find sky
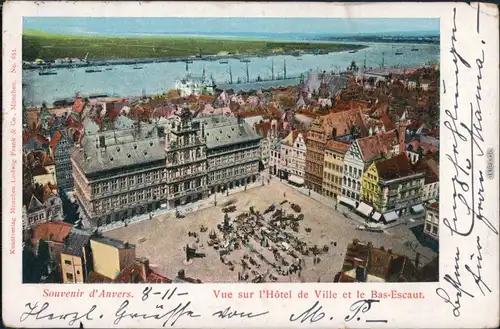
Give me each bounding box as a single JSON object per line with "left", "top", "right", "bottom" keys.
{"left": 23, "top": 17, "right": 439, "bottom": 37}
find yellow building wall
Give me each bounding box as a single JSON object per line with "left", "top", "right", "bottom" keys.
{"left": 90, "top": 240, "right": 121, "bottom": 280}
{"left": 60, "top": 253, "right": 84, "bottom": 283}
{"left": 322, "top": 149, "right": 346, "bottom": 201}
{"left": 362, "top": 163, "right": 380, "bottom": 207}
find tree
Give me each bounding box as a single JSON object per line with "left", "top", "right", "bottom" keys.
{"left": 23, "top": 243, "right": 41, "bottom": 283}
{"left": 37, "top": 239, "right": 50, "bottom": 267}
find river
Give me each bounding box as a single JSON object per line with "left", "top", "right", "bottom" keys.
{"left": 22, "top": 42, "right": 439, "bottom": 106}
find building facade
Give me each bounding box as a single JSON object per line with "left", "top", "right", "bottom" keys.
{"left": 362, "top": 153, "right": 425, "bottom": 216}
{"left": 304, "top": 119, "right": 326, "bottom": 193}
{"left": 424, "top": 202, "right": 439, "bottom": 240}
{"left": 340, "top": 132, "right": 398, "bottom": 207}
{"left": 165, "top": 108, "right": 209, "bottom": 208}
{"left": 322, "top": 140, "right": 350, "bottom": 200}
{"left": 71, "top": 123, "right": 169, "bottom": 226}
{"left": 60, "top": 229, "right": 92, "bottom": 283}
{"left": 305, "top": 107, "right": 368, "bottom": 194}
{"left": 269, "top": 137, "right": 282, "bottom": 176}
{"left": 72, "top": 110, "right": 261, "bottom": 226}
{"left": 201, "top": 115, "right": 262, "bottom": 196}
{"left": 280, "top": 130, "right": 307, "bottom": 178}
{"left": 90, "top": 237, "right": 136, "bottom": 280}
{"left": 54, "top": 134, "right": 74, "bottom": 191}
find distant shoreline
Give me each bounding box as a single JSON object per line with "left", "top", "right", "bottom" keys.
{"left": 22, "top": 30, "right": 367, "bottom": 62}
{"left": 314, "top": 35, "right": 440, "bottom": 45}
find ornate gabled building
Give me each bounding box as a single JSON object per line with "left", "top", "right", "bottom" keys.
{"left": 323, "top": 140, "right": 351, "bottom": 200}
{"left": 361, "top": 153, "right": 424, "bottom": 222}
{"left": 340, "top": 131, "right": 399, "bottom": 207}
{"left": 305, "top": 107, "right": 368, "bottom": 194}
{"left": 71, "top": 107, "right": 261, "bottom": 226}
{"left": 54, "top": 131, "right": 75, "bottom": 191}
{"left": 164, "top": 106, "right": 208, "bottom": 208}
{"left": 280, "top": 130, "right": 307, "bottom": 179}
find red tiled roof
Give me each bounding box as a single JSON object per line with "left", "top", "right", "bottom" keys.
{"left": 32, "top": 222, "right": 73, "bottom": 244}
{"left": 326, "top": 140, "right": 350, "bottom": 153}
{"left": 428, "top": 201, "right": 439, "bottom": 209}
{"left": 198, "top": 95, "right": 215, "bottom": 103}
{"left": 357, "top": 131, "right": 398, "bottom": 162}
{"left": 322, "top": 108, "right": 368, "bottom": 138}
{"left": 113, "top": 262, "right": 144, "bottom": 283}
{"left": 254, "top": 121, "right": 272, "bottom": 138}
{"left": 380, "top": 114, "right": 395, "bottom": 131}
{"left": 35, "top": 134, "right": 49, "bottom": 144}
{"left": 375, "top": 153, "right": 413, "bottom": 180}
{"left": 147, "top": 272, "right": 173, "bottom": 283}
{"left": 49, "top": 130, "right": 62, "bottom": 153}
{"left": 87, "top": 271, "right": 113, "bottom": 283}
{"left": 43, "top": 152, "right": 55, "bottom": 167}
{"left": 112, "top": 260, "right": 173, "bottom": 283}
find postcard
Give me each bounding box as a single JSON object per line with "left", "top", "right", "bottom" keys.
{"left": 2, "top": 1, "right": 499, "bottom": 328}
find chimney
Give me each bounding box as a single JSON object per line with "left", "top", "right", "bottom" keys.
{"left": 380, "top": 246, "right": 385, "bottom": 251}
{"left": 388, "top": 249, "right": 392, "bottom": 254}
{"left": 398, "top": 125, "right": 406, "bottom": 155}
{"left": 140, "top": 258, "right": 150, "bottom": 281}
{"left": 177, "top": 269, "right": 185, "bottom": 280}
{"left": 367, "top": 241, "right": 373, "bottom": 248}
{"left": 415, "top": 252, "right": 421, "bottom": 268}
{"left": 352, "top": 238, "right": 359, "bottom": 245}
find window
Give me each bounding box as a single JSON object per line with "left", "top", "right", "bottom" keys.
{"left": 66, "top": 273, "right": 74, "bottom": 280}
{"left": 64, "top": 260, "right": 72, "bottom": 265}
{"left": 426, "top": 223, "right": 431, "bottom": 232}
{"left": 77, "top": 270, "right": 80, "bottom": 275}
{"left": 432, "top": 226, "right": 438, "bottom": 235}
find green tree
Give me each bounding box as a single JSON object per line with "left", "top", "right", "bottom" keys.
{"left": 23, "top": 242, "right": 41, "bottom": 283}
{"left": 37, "top": 239, "right": 50, "bottom": 275}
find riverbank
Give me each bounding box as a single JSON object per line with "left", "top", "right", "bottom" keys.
{"left": 22, "top": 30, "right": 366, "bottom": 62}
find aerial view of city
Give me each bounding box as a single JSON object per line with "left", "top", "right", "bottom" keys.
{"left": 22, "top": 17, "right": 440, "bottom": 284}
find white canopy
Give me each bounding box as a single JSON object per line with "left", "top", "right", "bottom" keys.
{"left": 371, "top": 212, "right": 382, "bottom": 222}
{"left": 412, "top": 204, "right": 425, "bottom": 213}
{"left": 339, "top": 196, "right": 356, "bottom": 208}
{"left": 356, "top": 202, "right": 373, "bottom": 217}
{"left": 383, "top": 211, "right": 399, "bottom": 223}
{"left": 288, "top": 175, "right": 304, "bottom": 186}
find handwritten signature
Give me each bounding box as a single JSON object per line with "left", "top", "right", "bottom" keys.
{"left": 289, "top": 299, "right": 386, "bottom": 324}
{"left": 20, "top": 302, "right": 97, "bottom": 326}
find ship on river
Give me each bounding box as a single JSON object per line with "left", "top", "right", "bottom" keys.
{"left": 216, "top": 58, "right": 303, "bottom": 92}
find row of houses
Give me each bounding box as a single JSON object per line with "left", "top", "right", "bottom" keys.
{"left": 269, "top": 106, "right": 439, "bottom": 230}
